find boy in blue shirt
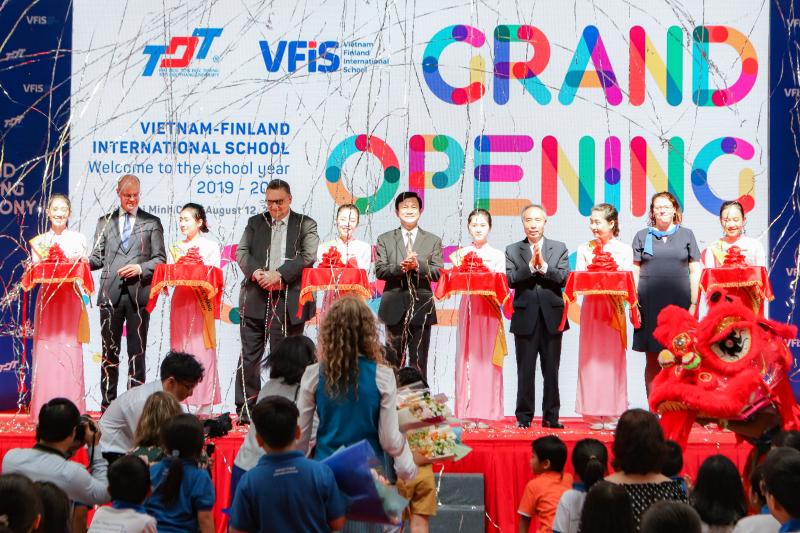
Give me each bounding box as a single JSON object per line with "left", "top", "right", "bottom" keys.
{"left": 229, "top": 395, "right": 346, "bottom": 533}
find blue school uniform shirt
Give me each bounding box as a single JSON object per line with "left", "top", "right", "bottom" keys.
{"left": 229, "top": 451, "right": 346, "bottom": 533}
{"left": 145, "top": 459, "right": 215, "bottom": 533}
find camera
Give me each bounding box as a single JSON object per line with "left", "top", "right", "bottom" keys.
{"left": 203, "top": 412, "right": 233, "bottom": 439}
{"left": 74, "top": 414, "right": 97, "bottom": 443}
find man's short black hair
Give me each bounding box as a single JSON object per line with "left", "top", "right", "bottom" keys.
{"left": 252, "top": 396, "right": 299, "bottom": 449}
{"left": 266, "top": 336, "right": 316, "bottom": 386}
{"left": 267, "top": 179, "right": 291, "bottom": 195}
{"left": 763, "top": 447, "right": 800, "bottom": 518}
{"left": 108, "top": 455, "right": 150, "bottom": 504}
{"left": 394, "top": 191, "right": 422, "bottom": 211}
{"left": 397, "top": 366, "right": 428, "bottom": 388}
{"left": 159, "top": 352, "right": 204, "bottom": 384}
{"left": 532, "top": 435, "right": 568, "bottom": 472}
{"left": 37, "top": 398, "right": 80, "bottom": 442}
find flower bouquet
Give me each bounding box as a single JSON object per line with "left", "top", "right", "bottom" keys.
{"left": 396, "top": 387, "right": 451, "bottom": 431}
{"left": 406, "top": 424, "right": 471, "bottom": 462}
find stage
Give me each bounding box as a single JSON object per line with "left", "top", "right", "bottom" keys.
{"left": 0, "top": 414, "right": 753, "bottom": 532}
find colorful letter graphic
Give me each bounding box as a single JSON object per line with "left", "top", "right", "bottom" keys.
{"left": 325, "top": 135, "right": 400, "bottom": 214}
{"left": 691, "top": 137, "right": 755, "bottom": 213}
{"left": 541, "top": 136, "right": 596, "bottom": 216}
{"left": 494, "top": 25, "right": 552, "bottom": 105}
{"left": 629, "top": 26, "right": 683, "bottom": 106}
{"left": 423, "top": 25, "right": 486, "bottom": 105}
{"left": 604, "top": 137, "right": 622, "bottom": 209}
{"left": 559, "top": 26, "right": 623, "bottom": 106}
{"left": 630, "top": 136, "right": 685, "bottom": 217}
{"left": 473, "top": 135, "right": 534, "bottom": 215}
{"left": 693, "top": 26, "right": 758, "bottom": 106}
{"left": 408, "top": 135, "right": 464, "bottom": 205}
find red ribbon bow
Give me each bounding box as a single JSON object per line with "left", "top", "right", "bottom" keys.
{"left": 722, "top": 245, "right": 747, "bottom": 267}
{"left": 176, "top": 246, "right": 204, "bottom": 265}
{"left": 319, "top": 246, "right": 346, "bottom": 268}
{"left": 586, "top": 243, "right": 619, "bottom": 272}
{"left": 454, "top": 251, "right": 490, "bottom": 273}
{"left": 43, "top": 243, "right": 68, "bottom": 263}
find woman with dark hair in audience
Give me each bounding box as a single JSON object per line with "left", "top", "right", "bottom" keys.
{"left": 553, "top": 438, "right": 609, "bottom": 533}
{"left": 0, "top": 473, "right": 42, "bottom": 533}
{"left": 640, "top": 501, "right": 702, "bottom": 533}
{"left": 33, "top": 481, "right": 70, "bottom": 533}
{"left": 577, "top": 481, "right": 635, "bottom": 533}
{"left": 606, "top": 409, "right": 687, "bottom": 530}
{"left": 130, "top": 391, "right": 183, "bottom": 465}
{"left": 233, "top": 336, "right": 317, "bottom": 492}
{"left": 691, "top": 455, "right": 747, "bottom": 532}
{"left": 145, "top": 414, "right": 214, "bottom": 533}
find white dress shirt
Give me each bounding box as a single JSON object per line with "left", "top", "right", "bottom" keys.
{"left": 99, "top": 380, "right": 163, "bottom": 454}
{"left": 89, "top": 507, "right": 157, "bottom": 533}
{"left": 118, "top": 207, "right": 138, "bottom": 235}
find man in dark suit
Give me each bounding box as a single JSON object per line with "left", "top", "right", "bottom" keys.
{"left": 375, "top": 191, "right": 443, "bottom": 381}
{"left": 235, "top": 179, "right": 319, "bottom": 420}
{"left": 89, "top": 174, "right": 166, "bottom": 409}
{"left": 506, "top": 204, "right": 570, "bottom": 429}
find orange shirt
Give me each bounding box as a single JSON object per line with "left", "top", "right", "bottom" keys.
{"left": 518, "top": 471, "right": 573, "bottom": 533}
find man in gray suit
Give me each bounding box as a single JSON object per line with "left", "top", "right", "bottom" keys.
{"left": 376, "top": 191, "right": 443, "bottom": 381}
{"left": 89, "top": 174, "right": 166, "bottom": 409}
{"left": 506, "top": 204, "right": 570, "bottom": 429}
{"left": 235, "top": 179, "right": 319, "bottom": 421}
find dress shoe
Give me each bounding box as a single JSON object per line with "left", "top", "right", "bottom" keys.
{"left": 542, "top": 420, "right": 565, "bottom": 429}
{"left": 517, "top": 420, "right": 531, "bottom": 429}
{"left": 589, "top": 422, "right": 605, "bottom": 431}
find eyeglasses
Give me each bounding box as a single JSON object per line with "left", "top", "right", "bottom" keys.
{"left": 653, "top": 205, "right": 675, "bottom": 212}
{"left": 266, "top": 199, "right": 287, "bottom": 206}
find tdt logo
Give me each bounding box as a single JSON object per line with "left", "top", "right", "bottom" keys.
{"left": 259, "top": 40, "right": 340, "bottom": 73}
{"left": 142, "top": 28, "right": 223, "bottom": 76}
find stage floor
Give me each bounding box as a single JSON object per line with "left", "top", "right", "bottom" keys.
{"left": 0, "top": 415, "right": 753, "bottom": 533}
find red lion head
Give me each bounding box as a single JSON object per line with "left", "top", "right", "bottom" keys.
{"left": 648, "top": 290, "right": 799, "bottom": 447}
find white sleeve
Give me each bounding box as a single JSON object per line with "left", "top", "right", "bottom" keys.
{"left": 754, "top": 240, "right": 767, "bottom": 267}
{"left": 375, "top": 365, "right": 418, "bottom": 481}
{"left": 552, "top": 491, "right": 572, "bottom": 533}
{"left": 64, "top": 457, "right": 110, "bottom": 505}
{"left": 357, "top": 241, "right": 372, "bottom": 271}
{"left": 207, "top": 240, "right": 222, "bottom": 268}
{"left": 575, "top": 245, "right": 588, "bottom": 272}
{"left": 296, "top": 365, "right": 320, "bottom": 454}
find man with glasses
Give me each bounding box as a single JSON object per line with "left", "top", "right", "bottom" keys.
{"left": 89, "top": 174, "right": 166, "bottom": 410}
{"left": 235, "top": 179, "right": 319, "bottom": 423}
{"left": 99, "top": 351, "right": 204, "bottom": 464}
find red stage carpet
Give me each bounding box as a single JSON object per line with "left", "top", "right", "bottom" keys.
{"left": 0, "top": 415, "right": 753, "bottom": 533}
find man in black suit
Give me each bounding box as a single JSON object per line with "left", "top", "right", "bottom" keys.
{"left": 235, "top": 179, "right": 319, "bottom": 420}
{"left": 89, "top": 174, "right": 166, "bottom": 409}
{"left": 375, "top": 191, "right": 443, "bottom": 381}
{"left": 505, "top": 204, "right": 570, "bottom": 429}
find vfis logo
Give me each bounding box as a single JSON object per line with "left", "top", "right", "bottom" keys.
{"left": 142, "top": 28, "right": 222, "bottom": 76}
{"left": 259, "top": 40, "right": 339, "bottom": 72}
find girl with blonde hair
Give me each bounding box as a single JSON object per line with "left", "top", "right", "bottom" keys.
{"left": 130, "top": 391, "right": 182, "bottom": 465}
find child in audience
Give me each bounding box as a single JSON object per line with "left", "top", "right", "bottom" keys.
{"left": 577, "top": 481, "right": 635, "bottom": 533}
{"left": 762, "top": 447, "right": 800, "bottom": 532}
{"left": 732, "top": 464, "right": 780, "bottom": 533}
{"left": 518, "top": 435, "right": 572, "bottom": 533}
{"left": 229, "top": 396, "right": 346, "bottom": 533}
{"left": 0, "top": 474, "right": 42, "bottom": 533}
{"left": 145, "top": 414, "right": 214, "bottom": 533}
{"left": 32, "top": 482, "right": 70, "bottom": 533}
{"left": 90, "top": 455, "right": 157, "bottom": 533}
{"left": 640, "top": 501, "right": 702, "bottom": 533}
{"left": 661, "top": 440, "right": 688, "bottom": 496}
{"left": 690, "top": 454, "right": 746, "bottom": 532}
{"left": 396, "top": 367, "right": 438, "bottom": 533}
{"left": 553, "top": 438, "right": 608, "bottom": 533}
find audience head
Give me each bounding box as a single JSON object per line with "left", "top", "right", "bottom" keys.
{"left": 159, "top": 352, "right": 205, "bottom": 401}
{"left": 318, "top": 296, "right": 385, "bottom": 397}
{"left": 108, "top": 455, "right": 151, "bottom": 505}
{"left": 763, "top": 447, "right": 800, "bottom": 523}
{"left": 32, "top": 482, "right": 69, "bottom": 533}
{"left": 265, "top": 179, "right": 292, "bottom": 221}
{"left": 158, "top": 414, "right": 205, "bottom": 505}
{"left": 572, "top": 438, "right": 608, "bottom": 491}
{"left": 397, "top": 366, "right": 428, "bottom": 389}
{"left": 336, "top": 204, "right": 360, "bottom": 241}
{"left": 36, "top": 398, "right": 80, "bottom": 444}
{"left": 266, "top": 336, "right": 317, "bottom": 386}
{"left": 116, "top": 174, "right": 140, "bottom": 214}
{"left": 530, "top": 435, "right": 567, "bottom": 474}
{"left": 578, "top": 481, "right": 635, "bottom": 533}
{"left": 134, "top": 391, "right": 182, "bottom": 448}
{"left": 774, "top": 430, "right": 800, "bottom": 451}
{"left": 613, "top": 409, "right": 667, "bottom": 475}
{"left": 179, "top": 203, "right": 210, "bottom": 237}
{"left": 661, "top": 440, "right": 684, "bottom": 478}
{"left": 640, "top": 501, "right": 702, "bottom": 533}
{"left": 748, "top": 463, "right": 768, "bottom": 511}
{"left": 690, "top": 454, "right": 746, "bottom": 526}
{"left": 0, "top": 474, "right": 42, "bottom": 533}
{"left": 648, "top": 191, "right": 683, "bottom": 227}
{"left": 252, "top": 396, "right": 300, "bottom": 451}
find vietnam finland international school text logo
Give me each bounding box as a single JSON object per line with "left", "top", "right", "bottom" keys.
{"left": 259, "top": 40, "right": 340, "bottom": 72}
{"left": 142, "top": 28, "right": 223, "bottom": 77}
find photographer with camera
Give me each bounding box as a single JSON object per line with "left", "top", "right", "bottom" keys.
{"left": 2, "top": 398, "right": 110, "bottom": 506}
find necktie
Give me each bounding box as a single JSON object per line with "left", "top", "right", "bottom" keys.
{"left": 121, "top": 212, "right": 132, "bottom": 249}
{"left": 268, "top": 221, "right": 284, "bottom": 271}
{"left": 406, "top": 231, "right": 414, "bottom": 254}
